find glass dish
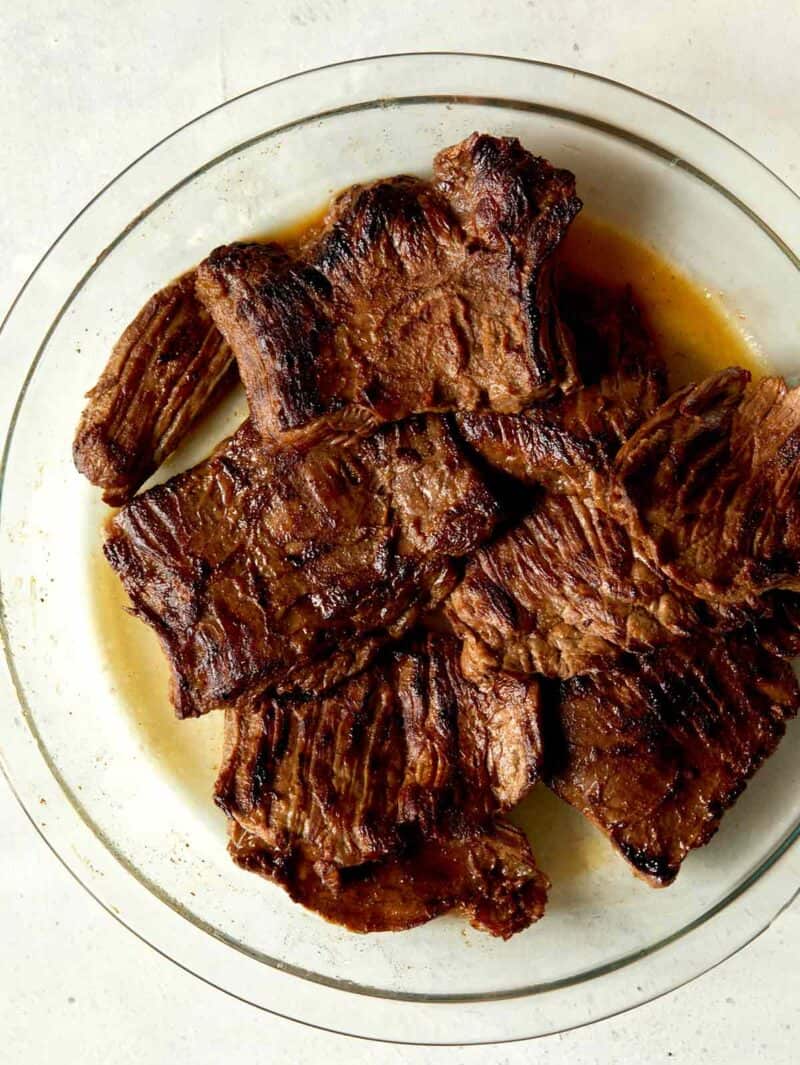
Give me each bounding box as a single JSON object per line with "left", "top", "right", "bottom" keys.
{"left": 1, "top": 54, "right": 799, "bottom": 1045}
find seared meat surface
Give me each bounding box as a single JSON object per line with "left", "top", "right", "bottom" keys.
{"left": 215, "top": 635, "right": 543, "bottom": 866}
{"left": 614, "top": 368, "right": 800, "bottom": 602}
{"left": 217, "top": 635, "right": 547, "bottom": 936}
{"left": 758, "top": 592, "right": 800, "bottom": 657}
{"left": 547, "top": 626, "right": 800, "bottom": 884}
{"left": 230, "top": 819, "right": 547, "bottom": 938}
{"left": 448, "top": 491, "right": 713, "bottom": 680}
{"left": 196, "top": 134, "right": 581, "bottom": 448}
{"left": 450, "top": 366, "right": 800, "bottom": 683}
{"left": 456, "top": 282, "right": 666, "bottom": 495}
{"left": 74, "top": 273, "right": 234, "bottom": 505}
{"left": 104, "top": 416, "right": 498, "bottom": 718}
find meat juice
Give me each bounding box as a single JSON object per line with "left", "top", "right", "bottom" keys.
{"left": 557, "top": 214, "right": 769, "bottom": 388}
{"left": 89, "top": 549, "right": 223, "bottom": 810}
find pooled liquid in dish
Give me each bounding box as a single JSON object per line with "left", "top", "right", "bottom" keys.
{"left": 557, "top": 215, "right": 768, "bottom": 388}
{"left": 89, "top": 212, "right": 770, "bottom": 860}
{"left": 244, "top": 204, "right": 327, "bottom": 250}
{"left": 89, "top": 549, "right": 223, "bottom": 810}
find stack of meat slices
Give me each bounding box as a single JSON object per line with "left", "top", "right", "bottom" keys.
{"left": 74, "top": 133, "right": 800, "bottom": 938}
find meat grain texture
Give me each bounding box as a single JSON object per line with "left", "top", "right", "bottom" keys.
{"left": 74, "top": 272, "right": 235, "bottom": 504}
{"left": 104, "top": 415, "right": 498, "bottom": 718}
{"left": 216, "top": 636, "right": 547, "bottom": 935}
{"left": 456, "top": 280, "right": 666, "bottom": 495}
{"left": 196, "top": 133, "right": 582, "bottom": 447}
{"left": 614, "top": 368, "right": 800, "bottom": 601}
{"left": 547, "top": 626, "right": 799, "bottom": 884}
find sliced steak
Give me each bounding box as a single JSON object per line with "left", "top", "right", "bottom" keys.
{"left": 196, "top": 133, "right": 581, "bottom": 448}
{"left": 449, "top": 367, "right": 800, "bottom": 682}
{"left": 219, "top": 635, "right": 546, "bottom": 937}
{"left": 456, "top": 282, "right": 666, "bottom": 495}
{"left": 104, "top": 416, "right": 498, "bottom": 717}
{"left": 215, "top": 635, "right": 543, "bottom": 867}
{"left": 74, "top": 272, "right": 235, "bottom": 505}
{"left": 448, "top": 491, "right": 713, "bottom": 680}
{"left": 614, "top": 368, "right": 800, "bottom": 602}
{"left": 546, "top": 627, "right": 800, "bottom": 885}
{"left": 229, "top": 818, "right": 548, "bottom": 938}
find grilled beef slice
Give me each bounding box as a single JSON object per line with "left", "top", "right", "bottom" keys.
{"left": 448, "top": 491, "right": 712, "bottom": 680}
{"left": 546, "top": 627, "right": 800, "bottom": 885}
{"left": 614, "top": 368, "right": 800, "bottom": 602}
{"left": 229, "top": 819, "right": 547, "bottom": 938}
{"left": 215, "top": 635, "right": 543, "bottom": 865}
{"left": 456, "top": 282, "right": 667, "bottom": 495}
{"left": 104, "top": 416, "right": 498, "bottom": 718}
{"left": 217, "top": 635, "right": 547, "bottom": 936}
{"left": 450, "top": 367, "right": 800, "bottom": 682}
{"left": 196, "top": 133, "right": 582, "bottom": 448}
{"left": 74, "top": 272, "right": 235, "bottom": 505}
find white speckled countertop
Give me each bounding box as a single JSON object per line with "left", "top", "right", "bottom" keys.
{"left": 2, "top": 3, "right": 799, "bottom": 1060}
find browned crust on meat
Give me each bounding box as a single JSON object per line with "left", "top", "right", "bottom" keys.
{"left": 216, "top": 634, "right": 549, "bottom": 937}
{"left": 455, "top": 281, "right": 667, "bottom": 495}
{"left": 546, "top": 628, "right": 800, "bottom": 885}
{"left": 228, "top": 819, "right": 548, "bottom": 938}
{"left": 448, "top": 491, "right": 709, "bottom": 681}
{"left": 214, "top": 636, "right": 543, "bottom": 867}
{"left": 73, "top": 272, "right": 234, "bottom": 504}
{"left": 215, "top": 636, "right": 546, "bottom": 936}
{"left": 613, "top": 368, "right": 800, "bottom": 602}
{"left": 104, "top": 416, "right": 498, "bottom": 717}
{"left": 196, "top": 134, "right": 582, "bottom": 448}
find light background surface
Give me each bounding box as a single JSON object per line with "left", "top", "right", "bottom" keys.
{"left": 1, "top": 2, "right": 799, "bottom": 1061}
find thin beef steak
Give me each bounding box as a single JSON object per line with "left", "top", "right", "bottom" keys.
{"left": 614, "top": 368, "right": 800, "bottom": 602}
{"left": 217, "top": 635, "right": 547, "bottom": 936}
{"left": 104, "top": 416, "right": 498, "bottom": 717}
{"left": 196, "top": 133, "right": 581, "bottom": 447}
{"left": 74, "top": 272, "right": 234, "bottom": 504}
{"left": 546, "top": 627, "right": 800, "bottom": 885}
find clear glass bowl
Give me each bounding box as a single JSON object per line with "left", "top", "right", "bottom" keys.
{"left": 1, "top": 54, "right": 799, "bottom": 1045}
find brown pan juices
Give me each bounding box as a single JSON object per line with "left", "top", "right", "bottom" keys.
{"left": 556, "top": 214, "right": 767, "bottom": 388}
